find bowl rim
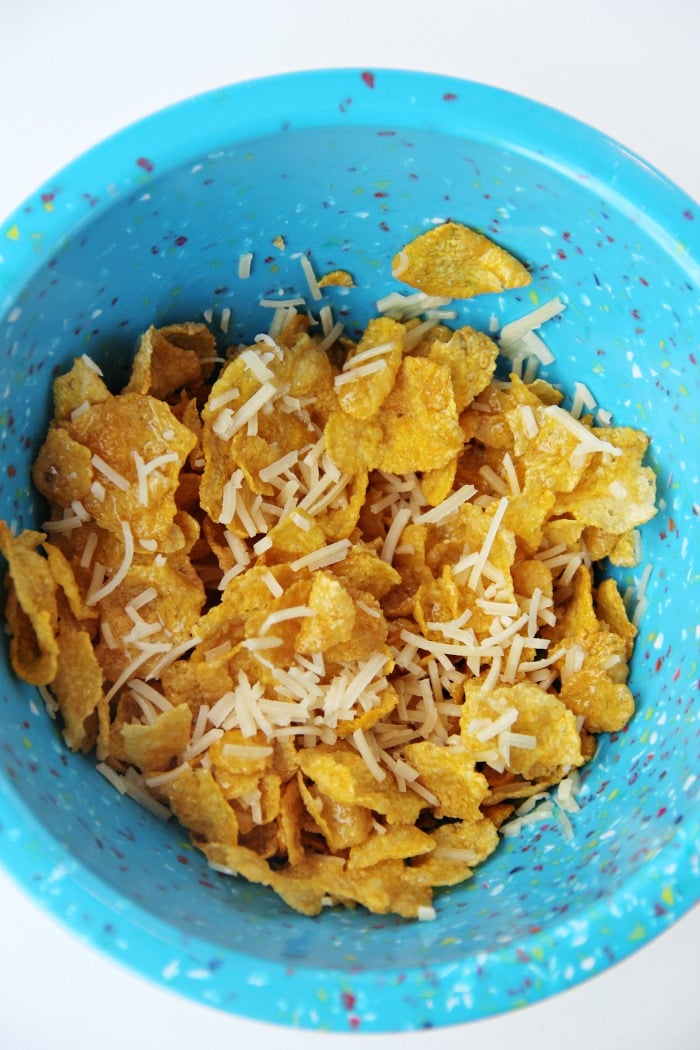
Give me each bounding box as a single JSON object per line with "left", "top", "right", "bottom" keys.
{"left": 0, "top": 67, "right": 699, "bottom": 1033}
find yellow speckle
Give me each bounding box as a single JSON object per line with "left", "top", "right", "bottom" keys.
{"left": 608, "top": 788, "right": 619, "bottom": 801}
{"left": 43, "top": 200, "right": 54, "bottom": 213}
{"left": 440, "top": 936, "right": 459, "bottom": 946}
{"left": 6, "top": 224, "right": 20, "bottom": 241}
{"left": 316, "top": 987, "right": 329, "bottom": 1003}
{"left": 645, "top": 707, "right": 654, "bottom": 721}
{"left": 661, "top": 885, "right": 675, "bottom": 906}
{"left": 528, "top": 289, "right": 541, "bottom": 306}
{"left": 22, "top": 736, "right": 32, "bottom": 750}
{"left": 628, "top": 923, "right": 647, "bottom": 942}
{"left": 531, "top": 945, "right": 545, "bottom": 962}
{"left": 679, "top": 385, "right": 688, "bottom": 396}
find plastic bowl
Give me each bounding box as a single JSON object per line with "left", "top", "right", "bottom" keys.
{"left": 0, "top": 69, "right": 698, "bottom": 1033}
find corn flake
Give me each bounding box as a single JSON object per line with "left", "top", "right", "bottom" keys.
{"left": 394, "top": 221, "right": 531, "bottom": 298}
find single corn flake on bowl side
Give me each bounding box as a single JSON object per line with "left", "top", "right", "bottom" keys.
{"left": 0, "top": 69, "right": 698, "bottom": 1032}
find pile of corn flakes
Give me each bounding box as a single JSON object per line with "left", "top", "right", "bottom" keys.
{"left": 0, "top": 223, "right": 657, "bottom": 918}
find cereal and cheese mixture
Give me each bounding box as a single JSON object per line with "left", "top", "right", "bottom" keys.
{"left": 0, "top": 224, "right": 657, "bottom": 917}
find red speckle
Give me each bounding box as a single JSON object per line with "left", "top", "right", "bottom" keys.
{"left": 342, "top": 991, "right": 356, "bottom": 1010}
{"left": 657, "top": 807, "right": 667, "bottom": 818}
{"left": 673, "top": 668, "right": 681, "bottom": 681}
{"left": 654, "top": 902, "right": 666, "bottom": 917}
{"left": 639, "top": 276, "right": 649, "bottom": 286}
{"left": 175, "top": 235, "right": 188, "bottom": 246}
{"left": 631, "top": 308, "right": 641, "bottom": 320}
{"left": 516, "top": 948, "right": 530, "bottom": 963}
{"left": 443, "top": 92, "right": 458, "bottom": 101}
{"left": 7, "top": 465, "right": 16, "bottom": 477}
{"left": 373, "top": 191, "right": 388, "bottom": 198}
{"left": 361, "top": 71, "right": 375, "bottom": 89}
{"left": 556, "top": 248, "right": 567, "bottom": 260}
{"left": 177, "top": 853, "right": 189, "bottom": 865}
{"left": 683, "top": 209, "right": 694, "bottom": 220}
{"left": 562, "top": 231, "right": 572, "bottom": 241}
{"left": 41, "top": 192, "right": 55, "bottom": 203}
{"left": 349, "top": 1016, "right": 361, "bottom": 1030}
{"left": 379, "top": 221, "right": 390, "bottom": 232}
{"left": 529, "top": 925, "right": 542, "bottom": 935}
{"left": 655, "top": 657, "right": 664, "bottom": 673}
{"left": 137, "top": 157, "right": 154, "bottom": 172}
{"left": 669, "top": 517, "right": 676, "bottom": 532}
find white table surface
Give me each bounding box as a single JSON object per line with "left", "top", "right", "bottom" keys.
{"left": 1, "top": 2, "right": 698, "bottom": 1047}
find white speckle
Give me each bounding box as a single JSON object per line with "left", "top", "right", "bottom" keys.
{"left": 539, "top": 225, "right": 556, "bottom": 236}
{"left": 191, "top": 164, "right": 203, "bottom": 173}
{"left": 162, "top": 959, "right": 180, "bottom": 980}
{"left": 91, "top": 309, "right": 103, "bottom": 320}
{"left": 353, "top": 211, "right": 369, "bottom": 219}
{"left": 580, "top": 956, "right": 596, "bottom": 971}
{"left": 653, "top": 632, "right": 665, "bottom": 650}
{"left": 7, "top": 306, "right": 21, "bottom": 323}
{"left": 683, "top": 773, "right": 697, "bottom": 793}
{"left": 631, "top": 362, "right": 643, "bottom": 379}
{"left": 490, "top": 882, "right": 504, "bottom": 897}
{"left": 563, "top": 964, "right": 576, "bottom": 981}
{"left": 185, "top": 968, "right": 211, "bottom": 981}
{"left": 139, "top": 193, "right": 151, "bottom": 202}
{"left": 247, "top": 973, "right": 269, "bottom": 987}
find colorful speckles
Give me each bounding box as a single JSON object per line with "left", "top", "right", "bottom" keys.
{"left": 5, "top": 224, "right": 20, "bottom": 241}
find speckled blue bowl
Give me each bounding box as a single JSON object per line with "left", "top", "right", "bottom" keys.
{"left": 0, "top": 69, "right": 698, "bottom": 1033}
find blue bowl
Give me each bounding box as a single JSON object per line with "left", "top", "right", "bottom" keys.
{"left": 0, "top": 69, "right": 698, "bottom": 1032}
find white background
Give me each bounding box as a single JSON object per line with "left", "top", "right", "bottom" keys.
{"left": 1, "top": 1, "right": 698, "bottom": 1047}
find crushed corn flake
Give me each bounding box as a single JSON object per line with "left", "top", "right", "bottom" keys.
{"left": 0, "top": 224, "right": 658, "bottom": 920}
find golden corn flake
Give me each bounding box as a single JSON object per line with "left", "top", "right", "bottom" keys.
{"left": 125, "top": 323, "right": 216, "bottom": 400}
{"left": 318, "top": 269, "right": 354, "bottom": 288}
{"left": 375, "top": 357, "right": 464, "bottom": 473}
{"left": 394, "top": 221, "right": 531, "bottom": 298}
{"left": 0, "top": 523, "right": 59, "bottom": 685}
{"left": 120, "top": 703, "right": 192, "bottom": 773}
{"left": 51, "top": 627, "right": 103, "bottom": 752}
{"left": 0, "top": 229, "right": 657, "bottom": 921}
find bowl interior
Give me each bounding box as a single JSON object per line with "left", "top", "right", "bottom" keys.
{"left": 0, "top": 73, "right": 699, "bottom": 1030}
